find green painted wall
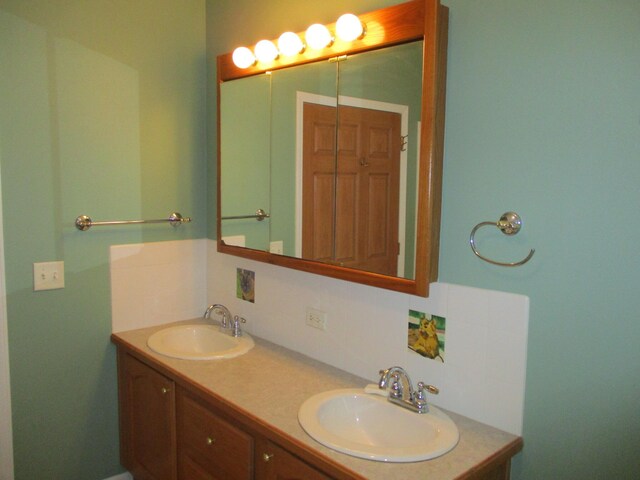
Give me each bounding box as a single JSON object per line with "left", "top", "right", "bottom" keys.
{"left": 439, "top": 1, "right": 640, "bottom": 478}
{"left": 0, "top": 1, "right": 206, "bottom": 478}
{"left": 208, "top": 0, "right": 640, "bottom": 478}
{"left": 0, "top": 0, "right": 637, "bottom": 478}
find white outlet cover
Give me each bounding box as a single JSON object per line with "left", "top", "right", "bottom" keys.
{"left": 269, "top": 240, "right": 284, "bottom": 255}
{"left": 306, "top": 307, "right": 327, "bottom": 331}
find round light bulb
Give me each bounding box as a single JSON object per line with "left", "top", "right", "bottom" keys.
{"left": 232, "top": 47, "right": 256, "bottom": 69}
{"left": 305, "top": 24, "right": 333, "bottom": 50}
{"left": 254, "top": 40, "right": 279, "bottom": 63}
{"left": 278, "top": 32, "right": 304, "bottom": 56}
{"left": 336, "top": 13, "right": 364, "bottom": 42}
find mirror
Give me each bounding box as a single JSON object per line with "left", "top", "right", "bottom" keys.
{"left": 221, "top": 45, "right": 422, "bottom": 277}
{"left": 217, "top": 0, "right": 449, "bottom": 297}
{"left": 331, "top": 42, "right": 423, "bottom": 279}
{"left": 220, "top": 74, "right": 272, "bottom": 250}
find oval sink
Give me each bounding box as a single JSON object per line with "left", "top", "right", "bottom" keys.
{"left": 298, "top": 389, "right": 459, "bottom": 462}
{"left": 147, "top": 324, "right": 254, "bottom": 360}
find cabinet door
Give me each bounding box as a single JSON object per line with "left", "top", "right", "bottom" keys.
{"left": 260, "top": 442, "right": 333, "bottom": 480}
{"left": 177, "top": 388, "right": 253, "bottom": 480}
{"left": 119, "top": 353, "right": 176, "bottom": 480}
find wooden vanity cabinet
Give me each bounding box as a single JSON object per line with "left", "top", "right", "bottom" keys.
{"left": 117, "top": 347, "right": 521, "bottom": 480}
{"left": 118, "top": 351, "right": 177, "bottom": 480}
{"left": 118, "top": 351, "right": 337, "bottom": 480}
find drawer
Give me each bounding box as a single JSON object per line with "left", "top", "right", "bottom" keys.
{"left": 177, "top": 389, "right": 253, "bottom": 480}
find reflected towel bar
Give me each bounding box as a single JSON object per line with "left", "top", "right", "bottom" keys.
{"left": 221, "top": 209, "right": 270, "bottom": 221}
{"left": 75, "top": 212, "right": 191, "bottom": 231}
{"left": 469, "top": 211, "right": 535, "bottom": 267}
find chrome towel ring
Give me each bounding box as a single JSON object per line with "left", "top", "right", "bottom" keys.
{"left": 469, "top": 212, "right": 535, "bottom": 267}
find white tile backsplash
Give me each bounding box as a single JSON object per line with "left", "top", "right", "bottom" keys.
{"left": 109, "top": 238, "right": 529, "bottom": 436}
{"left": 110, "top": 239, "right": 206, "bottom": 332}
{"left": 204, "top": 241, "right": 529, "bottom": 435}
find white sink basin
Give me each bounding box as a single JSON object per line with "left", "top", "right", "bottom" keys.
{"left": 147, "top": 324, "right": 254, "bottom": 360}
{"left": 298, "top": 389, "right": 459, "bottom": 462}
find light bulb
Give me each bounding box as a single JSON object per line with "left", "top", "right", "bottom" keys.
{"left": 278, "top": 32, "right": 304, "bottom": 56}
{"left": 336, "top": 13, "right": 365, "bottom": 42}
{"left": 305, "top": 24, "right": 333, "bottom": 50}
{"left": 254, "top": 40, "right": 279, "bottom": 63}
{"left": 232, "top": 47, "right": 256, "bottom": 69}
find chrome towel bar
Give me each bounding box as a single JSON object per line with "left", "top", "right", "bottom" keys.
{"left": 469, "top": 212, "right": 535, "bottom": 267}
{"left": 75, "top": 212, "right": 191, "bottom": 231}
{"left": 221, "top": 209, "right": 270, "bottom": 221}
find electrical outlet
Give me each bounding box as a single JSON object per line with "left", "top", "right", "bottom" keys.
{"left": 269, "top": 240, "right": 283, "bottom": 255}
{"left": 305, "top": 307, "right": 327, "bottom": 331}
{"left": 33, "top": 261, "right": 65, "bottom": 291}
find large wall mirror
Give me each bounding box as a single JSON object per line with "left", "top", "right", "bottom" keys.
{"left": 217, "top": 0, "right": 448, "bottom": 297}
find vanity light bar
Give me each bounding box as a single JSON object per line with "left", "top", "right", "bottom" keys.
{"left": 232, "top": 13, "right": 366, "bottom": 69}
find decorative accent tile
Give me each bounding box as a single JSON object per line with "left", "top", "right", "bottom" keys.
{"left": 408, "top": 310, "right": 446, "bottom": 362}
{"left": 236, "top": 268, "right": 255, "bottom": 303}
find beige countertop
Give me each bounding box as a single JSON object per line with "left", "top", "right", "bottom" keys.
{"left": 112, "top": 319, "right": 522, "bottom": 480}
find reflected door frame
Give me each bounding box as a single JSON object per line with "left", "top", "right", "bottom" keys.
{"left": 295, "top": 91, "right": 411, "bottom": 277}
{"left": 0, "top": 167, "right": 14, "bottom": 479}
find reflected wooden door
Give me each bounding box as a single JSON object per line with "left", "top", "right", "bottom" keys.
{"left": 301, "top": 102, "right": 337, "bottom": 263}
{"left": 302, "top": 103, "right": 401, "bottom": 276}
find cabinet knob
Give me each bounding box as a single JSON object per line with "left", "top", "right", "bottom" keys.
{"left": 262, "top": 452, "right": 274, "bottom": 463}
{"left": 206, "top": 437, "right": 216, "bottom": 446}
{"left": 161, "top": 387, "right": 170, "bottom": 394}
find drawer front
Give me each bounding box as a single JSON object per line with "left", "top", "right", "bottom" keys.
{"left": 260, "top": 441, "right": 333, "bottom": 480}
{"left": 177, "top": 390, "right": 253, "bottom": 480}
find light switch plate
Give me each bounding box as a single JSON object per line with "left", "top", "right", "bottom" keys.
{"left": 33, "top": 261, "right": 65, "bottom": 291}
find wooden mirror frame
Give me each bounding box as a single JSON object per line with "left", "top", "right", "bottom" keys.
{"left": 216, "top": 0, "right": 448, "bottom": 297}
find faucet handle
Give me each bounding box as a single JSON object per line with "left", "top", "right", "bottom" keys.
{"left": 389, "top": 373, "right": 403, "bottom": 399}
{"left": 231, "top": 315, "right": 246, "bottom": 337}
{"left": 378, "top": 368, "right": 389, "bottom": 388}
{"left": 416, "top": 381, "right": 440, "bottom": 397}
{"left": 414, "top": 382, "right": 439, "bottom": 413}
{"left": 415, "top": 383, "right": 427, "bottom": 409}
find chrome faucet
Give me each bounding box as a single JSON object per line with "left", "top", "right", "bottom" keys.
{"left": 203, "top": 304, "right": 246, "bottom": 338}
{"left": 204, "top": 304, "right": 231, "bottom": 331}
{"left": 378, "top": 366, "right": 439, "bottom": 414}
